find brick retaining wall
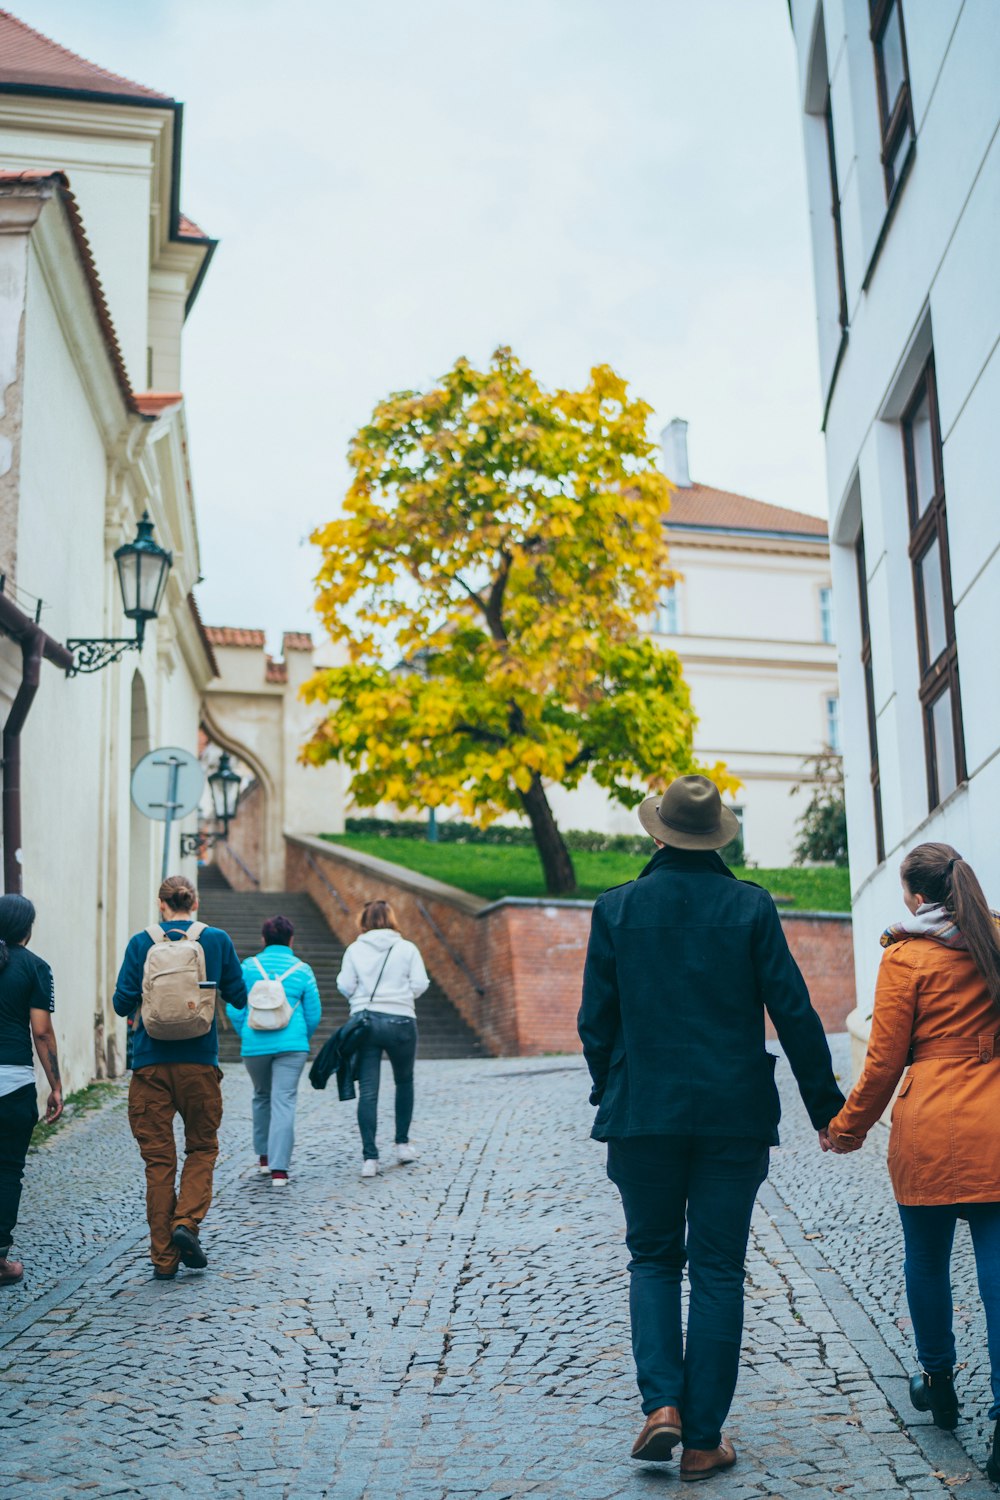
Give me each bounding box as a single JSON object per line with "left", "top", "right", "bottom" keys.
{"left": 285, "top": 836, "right": 855, "bottom": 1056}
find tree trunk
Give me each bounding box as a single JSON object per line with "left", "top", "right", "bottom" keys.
{"left": 519, "top": 775, "right": 577, "bottom": 895}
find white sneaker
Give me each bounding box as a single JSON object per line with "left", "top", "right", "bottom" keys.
{"left": 270, "top": 1173, "right": 289, "bottom": 1187}
{"left": 396, "top": 1144, "right": 419, "bottom": 1164}
{"left": 256, "top": 1160, "right": 270, "bottom": 1176}
{"left": 361, "top": 1159, "right": 378, "bottom": 1178}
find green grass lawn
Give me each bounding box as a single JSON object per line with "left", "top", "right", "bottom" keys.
{"left": 321, "top": 834, "right": 850, "bottom": 910}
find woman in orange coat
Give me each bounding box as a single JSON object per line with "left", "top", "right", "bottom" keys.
{"left": 827, "top": 842, "right": 1000, "bottom": 1479}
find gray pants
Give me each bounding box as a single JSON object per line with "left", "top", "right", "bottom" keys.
{"left": 243, "top": 1052, "right": 308, "bottom": 1172}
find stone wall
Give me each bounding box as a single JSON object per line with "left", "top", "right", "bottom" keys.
{"left": 284, "top": 836, "right": 856, "bottom": 1056}
{"left": 216, "top": 779, "right": 264, "bottom": 891}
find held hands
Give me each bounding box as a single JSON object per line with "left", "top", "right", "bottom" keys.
{"left": 45, "top": 1086, "right": 63, "bottom": 1124}
{"left": 818, "top": 1126, "right": 863, "bottom": 1154}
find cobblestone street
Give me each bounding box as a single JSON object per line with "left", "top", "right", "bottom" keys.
{"left": 2, "top": 1039, "right": 998, "bottom": 1499}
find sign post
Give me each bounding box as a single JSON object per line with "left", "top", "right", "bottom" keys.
{"left": 130, "top": 748, "right": 205, "bottom": 879}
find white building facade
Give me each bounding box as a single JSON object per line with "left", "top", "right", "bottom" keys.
{"left": 0, "top": 14, "right": 220, "bottom": 1093}
{"left": 790, "top": 0, "right": 1000, "bottom": 1057}
{"left": 547, "top": 421, "right": 839, "bottom": 867}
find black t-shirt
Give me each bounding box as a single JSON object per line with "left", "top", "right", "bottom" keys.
{"left": 0, "top": 946, "right": 54, "bottom": 1068}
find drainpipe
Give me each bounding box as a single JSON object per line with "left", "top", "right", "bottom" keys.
{"left": 0, "top": 595, "right": 73, "bottom": 892}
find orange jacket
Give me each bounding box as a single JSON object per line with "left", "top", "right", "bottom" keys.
{"left": 829, "top": 939, "right": 1000, "bottom": 1206}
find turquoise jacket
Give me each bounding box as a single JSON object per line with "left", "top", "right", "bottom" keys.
{"left": 226, "top": 945, "right": 322, "bottom": 1057}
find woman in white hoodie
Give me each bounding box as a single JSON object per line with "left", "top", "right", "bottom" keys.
{"left": 337, "top": 900, "right": 430, "bottom": 1177}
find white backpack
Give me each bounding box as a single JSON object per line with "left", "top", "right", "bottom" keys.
{"left": 141, "top": 922, "right": 215, "bottom": 1041}
{"left": 247, "top": 957, "right": 304, "bottom": 1032}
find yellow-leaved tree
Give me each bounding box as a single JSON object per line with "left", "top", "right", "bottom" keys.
{"left": 303, "top": 347, "right": 737, "bottom": 895}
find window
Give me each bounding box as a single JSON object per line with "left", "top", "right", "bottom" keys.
{"left": 870, "top": 0, "right": 914, "bottom": 198}
{"left": 655, "top": 586, "right": 679, "bottom": 635}
{"left": 825, "top": 695, "right": 841, "bottom": 753}
{"left": 856, "top": 529, "right": 885, "bottom": 862}
{"left": 819, "top": 585, "right": 835, "bottom": 644}
{"left": 824, "top": 93, "right": 849, "bottom": 329}
{"left": 901, "top": 357, "right": 965, "bottom": 810}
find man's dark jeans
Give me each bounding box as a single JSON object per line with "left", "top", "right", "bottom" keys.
{"left": 0, "top": 1083, "right": 38, "bottom": 1255}
{"left": 607, "top": 1133, "right": 769, "bottom": 1450}
{"left": 356, "top": 1013, "right": 417, "bottom": 1160}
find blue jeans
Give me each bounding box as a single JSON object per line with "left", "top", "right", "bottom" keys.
{"left": 243, "top": 1052, "right": 308, "bottom": 1172}
{"left": 356, "top": 1012, "right": 417, "bottom": 1160}
{"left": 898, "top": 1202, "right": 1000, "bottom": 1420}
{"left": 607, "top": 1134, "right": 769, "bottom": 1450}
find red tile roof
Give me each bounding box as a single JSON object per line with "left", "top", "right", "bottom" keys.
{"left": 134, "top": 391, "right": 183, "bottom": 416}
{"left": 178, "top": 213, "right": 210, "bottom": 240}
{"left": 666, "top": 482, "right": 828, "bottom": 539}
{"left": 282, "top": 632, "right": 313, "bottom": 652}
{"left": 0, "top": 169, "right": 144, "bottom": 416}
{"left": 0, "top": 9, "right": 172, "bottom": 101}
{"left": 265, "top": 657, "right": 288, "bottom": 684}
{"left": 203, "top": 627, "right": 266, "bottom": 648}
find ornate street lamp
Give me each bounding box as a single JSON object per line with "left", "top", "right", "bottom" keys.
{"left": 67, "top": 512, "right": 172, "bottom": 674}
{"left": 180, "top": 751, "right": 242, "bottom": 859}
{"left": 208, "top": 752, "right": 241, "bottom": 828}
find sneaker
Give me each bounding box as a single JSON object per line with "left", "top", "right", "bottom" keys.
{"left": 171, "top": 1224, "right": 208, "bottom": 1270}
{"left": 257, "top": 1156, "right": 270, "bottom": 1176}
{"left": 271, "top": 1171, "right": 289, "bottom": 1187}
{"left": 396, "top": 1143, "right": 419, "bottom": 1164}
{"left": 361, "top": 1159, "right": 378, "bottom": 1178}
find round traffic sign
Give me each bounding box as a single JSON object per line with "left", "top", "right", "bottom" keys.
{"left": 130, "top": 747, "right": 205, "bottom": 822}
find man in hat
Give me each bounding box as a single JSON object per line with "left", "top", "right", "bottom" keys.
{"left": 578, "top": 774, "right": 844, "bottom": 1482}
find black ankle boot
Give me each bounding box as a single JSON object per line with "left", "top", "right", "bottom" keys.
{"left": 987, "top": 1420, "right": 1000, "bottom": 1484}
{"left": 909, "top": 1369, "right": 959, "bottom": 1430}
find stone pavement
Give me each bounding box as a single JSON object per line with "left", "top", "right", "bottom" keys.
{"left": 1, "top": 1038, "right": 998, "bottom": 1499}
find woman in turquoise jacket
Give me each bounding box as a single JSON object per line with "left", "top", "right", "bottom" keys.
{"left": 226, "top": 914, "right": 321, "bottom": 1186}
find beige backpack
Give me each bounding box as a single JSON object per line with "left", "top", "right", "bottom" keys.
{"left": 140, "top": 922, "right": 216, "bottom": 1041}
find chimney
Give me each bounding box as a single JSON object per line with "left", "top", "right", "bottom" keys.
{"left": 661, "top": 418, "right": 692, "bottom": 488}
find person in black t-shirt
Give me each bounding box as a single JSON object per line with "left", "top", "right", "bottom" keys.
{"left": 0, "top": 894, "right": 62, "bottom": 1287}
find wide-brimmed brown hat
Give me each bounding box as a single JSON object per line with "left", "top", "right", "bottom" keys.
{"left": 638, "top": 774, "right": 740, "bottom": 851}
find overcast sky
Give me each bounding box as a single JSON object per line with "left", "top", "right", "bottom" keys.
{"left": 17, "top": 0, "right": 825, "bottom": 651}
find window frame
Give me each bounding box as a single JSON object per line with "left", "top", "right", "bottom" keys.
{"left": 901, "top": 358, "right": 966, "bottom": 810}
{"left": 824, "top": 693, "right": 841, "bottom": 754}
{"left": 855, "top": 528, "right": 885, "bottom": 863}
{"left": 823, "top": 90, "right": 849, "bottom": 331}
{"left": 818, "top": 584, "right": 835, "bottom": 644}
{"left": 869, "top": 0, "right": 914, "bottom": 200}
{"left": 655, "top": 584, "right": 679, "bottom": 636}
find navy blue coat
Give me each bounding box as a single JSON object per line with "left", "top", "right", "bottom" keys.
{"left": 578, "top": 846, "right": 845, "bottom": 1145}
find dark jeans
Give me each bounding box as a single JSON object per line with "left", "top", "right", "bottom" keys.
{"left": 0, "top": 1083, "right": 38, "bottom": 1255}
{"left": 356, "top": 1012, "right": 417, "bottom": 1160}
{"left": 607, "top": 1134, "right": 769, "bottom": 1450}
{"left": 899, "top": 1202, "right": 1000, "bottom": 1420}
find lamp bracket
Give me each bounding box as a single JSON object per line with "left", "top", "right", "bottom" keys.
{"left": 180, "top": 830, "right": 228, "bottom": 859}
{"left": 66, "top": 637, "right": 141, "bottom": 676}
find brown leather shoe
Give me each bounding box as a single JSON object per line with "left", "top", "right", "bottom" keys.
{"left": 631, "top": 1406, "right": 683, "bottom": 1461}
{"left": 680, "top": 1436, "right": 737, "bottom": 1482}
{"left": 0, "top": 1256, "right": 24, "bottom": 1287}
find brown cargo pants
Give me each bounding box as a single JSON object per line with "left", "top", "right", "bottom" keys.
{"left": 127, "top": 1064, "right": 224, "bottom": 1274}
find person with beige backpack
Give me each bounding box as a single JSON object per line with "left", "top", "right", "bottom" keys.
{"left": 112, "top": 875, "right": 246, "bottom": 1279}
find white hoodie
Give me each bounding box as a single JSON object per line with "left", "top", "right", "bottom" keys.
{"left": 336, "top": 928, "right": 430, "bottom": 1018}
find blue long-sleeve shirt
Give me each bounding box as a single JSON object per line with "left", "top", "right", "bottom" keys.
{"left": 113, "top": 920, "right": 247, "bottom": 1070}
{"left": 227, "top": 945, "right": 322, "bottom": 1056}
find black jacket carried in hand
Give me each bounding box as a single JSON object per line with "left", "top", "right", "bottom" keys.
{"left": 577, "top": 845, "right": 845, "bottom": 1144}
{"left": 309, "top": 1011, "right": 369, "bottom": 1100}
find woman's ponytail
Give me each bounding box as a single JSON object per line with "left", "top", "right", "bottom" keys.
{"left": 950, "top": 859, "right": 1000, "bottom": 1010}
{"left": 901, "top": 842, "right": 1000, "bottom": 1011}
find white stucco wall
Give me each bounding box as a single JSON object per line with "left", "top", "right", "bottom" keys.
{"left": 792, "top": 0, "right": 1000, "bottom": 1044}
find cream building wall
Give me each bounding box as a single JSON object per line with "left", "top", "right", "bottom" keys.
{"left": 547, "top": 423, "right": 840, "bottom": 867}
{"left": 0, "top": 23, "right": 219, "bottom": 1096}
{"left": 790, "top": 0, "right": 1000, "bottom": 1070}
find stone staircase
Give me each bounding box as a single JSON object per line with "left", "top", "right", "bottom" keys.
{"left": 196, "top": 865, "right": 487, "bottom": 1062}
